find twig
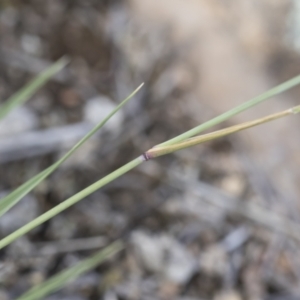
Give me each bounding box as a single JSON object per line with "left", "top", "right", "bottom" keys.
{"left": 0, "top": 122, "right": 94, "bottom": 163}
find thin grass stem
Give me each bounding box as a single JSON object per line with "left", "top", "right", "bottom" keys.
{"left": 0, "top": 83, "right": 144, "bottom": 217}
{"left": 0, "top": 57, "right": 68, "bottom": 120}
{"left": 0, "top": 158, "right": 143, "bottom": 249}
{"left": 1, "top": 82, "right": 300, "bottom": 250}
{"left": 16, "top": 240, "right": 124, "bottom": 300}
{"left": 158, "top": 74, "right": 300, "bottom": 147}
{"left": 147, "top": 105, "right": 300, "bottom": 158}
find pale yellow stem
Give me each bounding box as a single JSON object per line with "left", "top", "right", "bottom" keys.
{"left": 146, "top": 105, "right": 300, "bottom": 158}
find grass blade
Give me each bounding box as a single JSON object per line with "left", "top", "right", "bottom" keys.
{"left": 0, "top": 83, "right": 144, "bottom": 217}
{"left": 0, "top": 157, "right": 143, "bottom": 249}
{"left": 1, "top": 76, "right": 300, "bottom": 249}
{"left": 0, "top": 57, "right": 68, "bottom": 120}
{"left": 158, "top": 73, "right": 300, "bottom": 147}
{"left": 16, "top": 240, "right": 123, "bottom": 300}
{"left": 147, "top": 105, "right": 300, "bottom": 158}
{"left": 1, "top": 105, "right": 298, "bottom": 249}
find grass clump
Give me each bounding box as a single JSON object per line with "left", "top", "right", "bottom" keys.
{"left": 1, "top": 62, "right": 300, "bottom": 298}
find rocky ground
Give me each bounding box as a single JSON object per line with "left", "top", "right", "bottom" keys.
{"left": 1, "top": 1, "right": 300, "bottom": 299}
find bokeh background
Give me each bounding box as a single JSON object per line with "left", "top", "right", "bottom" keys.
{"left": 1, "top": 1, "right": 300, "bottom": 299}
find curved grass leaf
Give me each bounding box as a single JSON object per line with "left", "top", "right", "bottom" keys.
{"left": 0, "top": 157, "right": 143, "bottom": 249}
{"left": 16, "top": 240, "right": 123, "bottom": 300}
{"left": 0, "top": 83, "right": 144, "bottom": 218}
{"left": 158, "top": 73, "right": 300, "bottom": 147}
{"left": 148, "top": 106, "right": 300, "bottom": 158}
{"left": 1, "top": 106, "right": 300, "bottom": 249}
{"left": 0, "top": 57, "right": 68, "bottom": 120}
{"left": 1, "top": 75, "right": 300, "bottom": 249}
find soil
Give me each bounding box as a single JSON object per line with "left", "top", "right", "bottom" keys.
{"left": 0, "top": 1, "right": 300, "bottom": 299}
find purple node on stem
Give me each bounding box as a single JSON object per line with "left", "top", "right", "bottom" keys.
{"left": 142, "top": 152, "right": 152, "bottom": 161}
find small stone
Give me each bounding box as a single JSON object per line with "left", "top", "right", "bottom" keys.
{"left": 219, "top": 174, "right": 245, "bottom": 197}
{"left": 29, "top": 271, "right": 45, "bottom": 286}
{"left": 0, "top": 106, "right": 38, "bottom": 137}
{"left": 200, "top": 245, "right": 227, "bottom": 276}
{"left": 159, "top": 281, "right": 180, "bottom": 300}
{"left": 131, "top": 231, "right": 196, "bottom": 284}
{"left": 59, "top": 89, "right": 81, "bottom": 108}
{"left": 83, "top": 96, "right": 123, "bottom": 134}
{"left": 103, "top": 290, "right": 118, "bottom": 300}
{"left": 214, "top": 290, "right": 242, "bottom": 300}
{"left": 21, "top": 34, "right": 42, "bottom": 55}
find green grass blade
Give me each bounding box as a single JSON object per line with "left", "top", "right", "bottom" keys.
{"left": 16, "top": 240, "right": 124, "bottom": 300}
{"left": 1, "top": 74, "right": 300, "bottom": 249}
{"left": 0, "top": 157, "right": 142, "bottom": 249}
{"left": 159, "top": 73, "right": 300, "bottom": 146}
{"left": 0, "top": 83, "right": 144, "bottom": 217}
{"left": 0, "top": 57, "right": 69, "bottom": 120}
{"left": 1, "top": 75, "right": 300, "bottom": 249}
{"left": 147, "top": 106, "right": 299, "bottom": 158}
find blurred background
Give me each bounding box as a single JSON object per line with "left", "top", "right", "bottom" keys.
{"left": 1, "top": 0, "right": 300, "bottom": 299}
